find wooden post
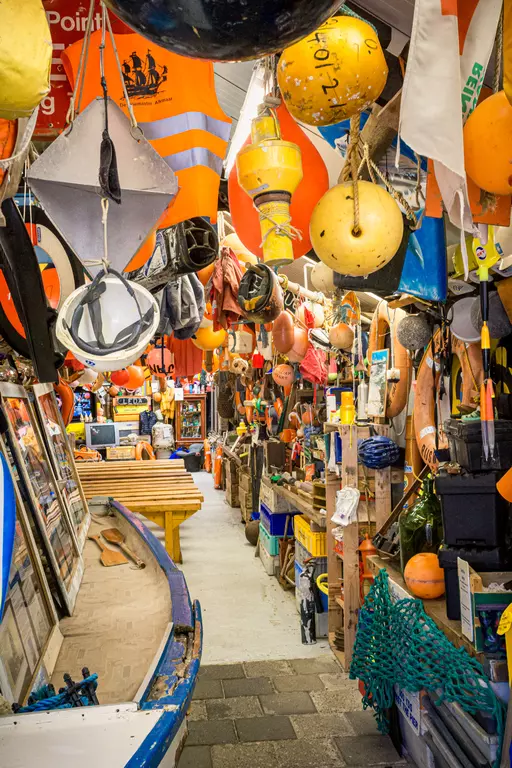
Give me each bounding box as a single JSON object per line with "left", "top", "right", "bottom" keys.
{"left": 326, "top": 469, "right": 342, "bottom": 663}
{"left": 341, "top": 424, "right": 360, "bottom": 670}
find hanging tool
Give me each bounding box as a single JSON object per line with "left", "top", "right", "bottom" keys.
{"left": 88, "top": 534, "right": 128, "bottom": 566}
{"left": 472, "top": 227, "right": 500, "bottom": 465}
{"left": 101, "top": 528, "right": 145, "bottom": 569}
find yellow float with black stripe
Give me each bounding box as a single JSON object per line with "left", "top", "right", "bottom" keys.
{"left": 236, "top": 109, "right": 303, "bottom": 266}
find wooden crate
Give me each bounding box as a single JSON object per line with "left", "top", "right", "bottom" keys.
{"left": 225, "top": 482, "right": 240, "bottom": 508}
{"left": 239, "top": 486, "right": 253, "bottom": 522}
{"left": 239, "top": 467, "right": 252, "bottom": 493}
{"left": 106, "top": 446, "right": 136, "bottom": 460}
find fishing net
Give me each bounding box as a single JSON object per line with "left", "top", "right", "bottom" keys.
{"left": 350, "top": 569, "right": 505, "bottom": 765}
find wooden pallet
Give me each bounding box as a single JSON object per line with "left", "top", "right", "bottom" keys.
{"left": 77, "top": 459, "right": 202, "bottom": 563}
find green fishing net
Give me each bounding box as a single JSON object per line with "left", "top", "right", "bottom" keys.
{"left": 350, "top": 569, "right": 505, "bottom": 765}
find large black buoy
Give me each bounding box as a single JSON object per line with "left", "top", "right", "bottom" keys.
{"left": 104, "top": 0, "right": 341, "bottom": 61}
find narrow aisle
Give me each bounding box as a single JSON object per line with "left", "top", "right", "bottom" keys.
{"left": 178, "top": 472, "right": 331, "bottom": 664}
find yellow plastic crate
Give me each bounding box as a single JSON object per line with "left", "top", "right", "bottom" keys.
{"left": 293, "top": 515, "right": 327, "bottom": 557}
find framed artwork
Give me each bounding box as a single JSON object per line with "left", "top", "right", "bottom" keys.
{"left": 0, "top": 383, "right": 83, "bottom": 615}
{"left": 32, "top": 384, "right": 90, "bottom": 551}
{"left": 367, "top": 349, "right": 389, "bottom": 418}
{"left": 0, "top": 472, "right": 60, "bottom": 705}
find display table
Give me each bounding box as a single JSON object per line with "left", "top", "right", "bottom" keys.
{"left": 77, "top": 460, "right": 203, "bottom": 563}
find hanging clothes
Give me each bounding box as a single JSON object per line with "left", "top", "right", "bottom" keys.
{"left": 169, "top": 336, "right": 203, "bottom": 378}
{"left": 210, "top": 246, "right": 244, "bottom": 331}
{"left": 61, "top": 31, "right": 231, "bottom": 227}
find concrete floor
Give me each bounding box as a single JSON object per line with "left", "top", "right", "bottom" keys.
{"left": 178, "top": 472, "right": 331, "bottom": 664}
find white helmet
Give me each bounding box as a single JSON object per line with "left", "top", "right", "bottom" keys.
{"left": 56, "top": 269, "right": 159, "bottom": 372}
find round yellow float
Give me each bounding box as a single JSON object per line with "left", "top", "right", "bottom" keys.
{"left": 277, "top": 15, "right": 388, "bottom": 127}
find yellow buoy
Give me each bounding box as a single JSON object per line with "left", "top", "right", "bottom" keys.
{"left": 236, "top": 110, "right": 303, "bottom": 266}
{"left": 310, "top": 181, "right": 403, "bottom": 277}
{"left": 277, "top": 15, "right": 388, "bottom": 127}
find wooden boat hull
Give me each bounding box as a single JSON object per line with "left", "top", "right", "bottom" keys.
{"left": 0, "top": 499, "right": 202, "bottom": 767}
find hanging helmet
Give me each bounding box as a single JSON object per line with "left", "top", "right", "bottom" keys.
{"left": 358, "top": 435, "right": 400, "bottom": 469}
{"left": 103, "top": 0, "right": 342, "bottom": 61}
{"left": 175, "top": 218, "right": 219, "bottom": 275}
{"left": 55, "top": 268, "right": 159, "bottom": 372}
{"left": 238, "top": 264, "right": 284, "bottom": 323}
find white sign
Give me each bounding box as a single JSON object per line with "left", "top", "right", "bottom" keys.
{"left": 151, "top": 380, "right": 160, "bottom": 393}
{"left": 174, "top": 387, "right": 184, "bottom": 402}
{"left": 394, "top": 686, "right": 421, "bottom": 735}
{"left": 457, "top": 557, "right": 474, "bottom": 642}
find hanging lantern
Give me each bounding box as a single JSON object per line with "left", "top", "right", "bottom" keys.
{"left": 146, "top": 345, "right": 174, "bottom": 376}
{"left": 229, "top": 102, "right": 329, "bottom": 261}
{"left": 278, "top": 15, "right": 388, "bottom": 127}
{"left": 310, "top": 181, "right": 404, "bottom": 276}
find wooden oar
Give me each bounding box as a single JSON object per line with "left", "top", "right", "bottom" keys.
{"left": 101, "top": 528, "right": 146, "bottom": 569}
{"left": 88, "top": 535, "right": 128, "bottom": 567}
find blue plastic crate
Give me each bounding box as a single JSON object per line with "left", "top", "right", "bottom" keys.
{"left": 259, "top": 502, "right": 296, "bottom": 536}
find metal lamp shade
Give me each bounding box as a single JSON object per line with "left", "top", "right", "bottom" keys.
{"left": 28, "top": 98, "right": 178, "bottom": 275}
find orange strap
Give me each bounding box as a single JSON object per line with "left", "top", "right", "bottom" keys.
{"left": 135, "top": 441, "right": 156, "bottom": 460}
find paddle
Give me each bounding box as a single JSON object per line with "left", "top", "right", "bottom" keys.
{"left": 101, "top": 528, "right": 146, "bottom": 569}
{"left": 88, "top": 534, "right": 128, "bottom": 567}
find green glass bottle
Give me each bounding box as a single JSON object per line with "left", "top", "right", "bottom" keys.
{"left": 399, "top": 476, "right": 443, "bottom": 574}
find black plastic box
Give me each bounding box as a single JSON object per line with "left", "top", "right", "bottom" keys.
{"left": 444, "top": 418, "right": 512, "bottom": 472}
{"left": 435, "top": 470, "right": 510, "bottom": 547}
{"left": 437, "top": 546, "right": 508, "bottom": 620}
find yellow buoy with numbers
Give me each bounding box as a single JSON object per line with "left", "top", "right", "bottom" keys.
{"left": 236, "top": 110, "right": 303, "bottom": 266}
{"left": 277, "top": 15, "right": 388, "bottom": 127}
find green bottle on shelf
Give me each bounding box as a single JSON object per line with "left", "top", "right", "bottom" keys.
{"left": 399, "top": 476, "right": 443, "bottom": 575}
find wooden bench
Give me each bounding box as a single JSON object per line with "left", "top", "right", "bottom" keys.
{"left": 76, "top": 459, "right": 203, "bottom": 563}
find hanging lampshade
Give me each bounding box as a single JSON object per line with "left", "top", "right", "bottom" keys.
{"left": 228, "top": 102, "right": 329, "bottom": 260}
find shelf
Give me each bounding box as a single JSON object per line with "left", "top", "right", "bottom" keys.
{"left": 335, "top": 596, "right": 344, "bottom": 609}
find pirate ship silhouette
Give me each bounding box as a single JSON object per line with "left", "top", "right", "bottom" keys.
{"left": 122, "top": 49, "right": 168, "bottom": 97}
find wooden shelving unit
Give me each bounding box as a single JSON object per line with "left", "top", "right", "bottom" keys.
{"left": 325, "top": 424, "right": 391, "bottom": 670}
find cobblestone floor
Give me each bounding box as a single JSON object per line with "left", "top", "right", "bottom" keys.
{"left": 178, "top": 658, "right": 407, "bottom": 768}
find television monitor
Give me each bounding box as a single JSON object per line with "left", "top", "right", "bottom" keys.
{"left": 85, "top": 422, "right": 117, "bottom": 451}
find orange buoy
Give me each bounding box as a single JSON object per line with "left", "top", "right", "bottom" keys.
{"left": 329, "top": 322, "right": 354, "bottom": 350}
{"left": 124, "top": 365, "right": 145, "bottom": 391}
{"left": 404, "top": 553, "right": 445, "bottom": 599}
{"left": 228, "top": 102, "right": 329, "bottom": 261}
{"left": 197, "top": 261, "right": 216, "bottom": 286}
{"left": 287, "top": 327, "right": 309, "bottom": 362}
{"left": 464, "top": 91, "right": 512, "bottom": 195}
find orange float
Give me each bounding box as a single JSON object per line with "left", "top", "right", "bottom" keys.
{"left": 124, "top": 229, "right": 157, "bottom": 273}
{"left": 124, "top": 365, "right": 145, "bottom": 391}
{"left": 192, "top": 326, "right": 227, "bottom": 351}
{"left": 287, "top": 327, "right": 309, "bottom": 363}
{"left": 0, "top": 120, "right": 16, "bottom": 187}
{"left": 228, "top": 102, "right": 329, "bottom": 260}
{"left": 329, "top": 322, "right": 354, "bottom": 351}
{"left": 135, "top": 441, "right": 156, "bottom": 460}
{"left": 404, "top": 553, "right": 445, "bottom": 599}
{"left": 272, "top": 363, "right": 294, "bottom": 393}
{"left": 111, "top": 368, "right": 130, "bottom": 387}
{"left": 54, "top": 378, "right": 74, "bottom": 426}
{"left": 464, "top": 91, "right": 512, "bottom": 196}
{"left": 153, "top": 391, "right": 162, "bottom": 403}
{"left": 273, "top": 311, "right": 295, "bottom": 353}
{"left": 414, "top": 331, "right": 483, "bottom": 471}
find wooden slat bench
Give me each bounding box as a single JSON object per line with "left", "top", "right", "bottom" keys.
{"left": 77, "top": 460, "right": 203, "bottom": 563}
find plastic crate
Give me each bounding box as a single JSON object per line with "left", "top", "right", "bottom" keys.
{"left": 259, "top": 523, "right": 280, "bottom": 556}
{"left": 259, "top": 502, "right": 295, "bottom": 536}
{"left": 259, "top": 536, "right": 279, "bottom": 576}
{"left": 294, "top": 515, "right": 327, "bottom": 557}
{"left": 295, "top": 540, "right": 327, "bottom": 572}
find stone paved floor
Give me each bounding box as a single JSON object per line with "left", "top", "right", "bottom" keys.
{"left": 178, "top": 658, "right": 407, "bottom": 768}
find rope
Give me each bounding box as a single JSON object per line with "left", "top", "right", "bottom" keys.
{"left": 84, "top": 198, "right": 110, "bottom": 272}
{"left": 66, "top": 0, "right": 95, "bottom": 125}
{"left": 104, "top": 8, "right": 139, "bottom": 131}
{"left": 358, "top": 143, "right": 418, "bottom": 227}
{"left": 341, "top": 116, "right": 362, "bottom": 235}
{"left": 258, "top": 206, "right": 303, "bottom": 245}
{"left": 493, "top": 8, "right": 504, "bottom": 94}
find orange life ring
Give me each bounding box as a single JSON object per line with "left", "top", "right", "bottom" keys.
{"left": 54, "top": 377, "right": 75, "bottom": 426}
{"left": 135, "top": 441, "right": 156, "bottom": 461}
{"left": 368, "top": 302, "right": 412, "bottom": 419}
{"left": 414, "top": 331, "right": 482, "bottom": 471}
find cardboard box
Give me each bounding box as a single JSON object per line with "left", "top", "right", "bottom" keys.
{"left": 458, "top": 558, "right": 512, "bottom": 652}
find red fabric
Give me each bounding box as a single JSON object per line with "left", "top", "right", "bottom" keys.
{"left": 168, "top": 337, "right": 203, "bottom": 378}
{"left": 300, "top": 346, "right": 327, "bottom": 385}
{"left": 210, "top": 247, "right": 244, "bottom": 330}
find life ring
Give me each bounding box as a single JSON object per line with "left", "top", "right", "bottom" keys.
{"left": 414, "top": 331, "right": 483, "bottom": 471}
{"left": 368, "top": 301, "right": 411, "bottom": 419}
{"left": 135, "top": 441, "right": 155, "bottom": 461}
{"left": 54, "top": 377, "right": 75, "bottom": 426}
